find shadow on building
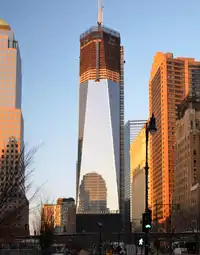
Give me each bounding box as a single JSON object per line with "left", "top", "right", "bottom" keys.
{"left": 76, "top": 213, "right": 122, "bottom": 234}
{"left": 124, "top": 199, "right": 131, "bottom": 233}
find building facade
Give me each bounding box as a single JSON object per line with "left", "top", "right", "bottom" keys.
{"left": 42, "top": 204, "right": 54, "bottom": 228}
{"left": 0, "top": 19, "right": 28, "bottom": 238}
{"left": 43, "top": 198, "right": 76, "bottom": 234}
{"left": 130, "top": 127, "right": 146, "bottom": 231}
{"left": 149, "top": 52, "right": 200, "bottom": 224}
{"left": 54, "top": 198, "right": 76, "bottom": 233}
{"left": 124, "top": 120, "right": 146, "bottom": 231}
{"left": 173, "top": 97, "right": 200, "bottom": 231}
{"left": 76, "top": 16, "right": 124, "bottom": 214}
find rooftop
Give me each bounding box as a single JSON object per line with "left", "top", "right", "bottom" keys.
{"left": 0, "top": 18, "right": 11, "bottom": 30}
{"left": 80, "top": 25, "right": 120, "bottom": 39}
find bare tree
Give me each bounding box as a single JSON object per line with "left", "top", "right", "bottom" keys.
{"left": 32, "top": 200, "right": 54, "bottom": 254}
{"left": 0, "top": 137, "right": 41, "bottom": 240}
{"left": 31, "top": 199, "right": 53, "bottom": 235}
{"left": 32, "top": 208, "right": 42, "bottom": 236}
{"left": 40, "top": 205, "right": 54, "bottom": 254}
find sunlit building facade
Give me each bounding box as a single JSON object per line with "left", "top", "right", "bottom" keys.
{"left": 54, "top": 198, "right": 76, "bottom": 233}
{"left": 0, "top": 19, "right": 28, "bottom": 236}
{"left": 79, "top": 173, "right": 108, "bottom": 213}
{"left": 42, "top": 204, "right": 54, "bottom": 228}
{"left": 130, "top": 127, "right": 147, "bottom": 231}
{"left": 76, "top": 18, "right": 124, "bottom": 214}
{"left": 42, "top": 198, "right": 76, "bottom": 234}
{"left": 149, "top": 52, "right": 200, "bottom": 223}
{"left": 0, "top": 19, "right": 23, "bottom": 149}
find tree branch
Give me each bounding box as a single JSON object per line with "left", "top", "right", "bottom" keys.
{"left": 0, "top": 139, "right": 41, "bottom": 232}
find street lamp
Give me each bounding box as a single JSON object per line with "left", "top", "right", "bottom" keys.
{"left": 97, "top": 222, "right": 102, "bottom": 255}
{"left": 144, "top": 114, "right": 157, "bottom": 255}
{"left": 145, "top": 113, "right": 157, "bottom": 211}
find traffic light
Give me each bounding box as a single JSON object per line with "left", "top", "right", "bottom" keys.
{"left": 142, "top": 209, "right": 152, "bottom": 232}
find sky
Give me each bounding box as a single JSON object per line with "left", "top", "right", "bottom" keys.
{"left": 1, "top": 0, "right": 200, "bottom": 202}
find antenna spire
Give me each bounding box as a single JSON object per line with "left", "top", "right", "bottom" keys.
{"left": 97, "top": 0, "right": 103, "bottom": 26}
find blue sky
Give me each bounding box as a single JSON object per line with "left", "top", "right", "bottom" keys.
{"left": 1, "top": 0, "right": 200, "bottom": 201}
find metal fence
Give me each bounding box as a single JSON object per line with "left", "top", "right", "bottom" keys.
{"left": 0, "top": 250, "right": 39, "bottom": 255}
{"left": 1, "top": 232, "right": 200, "bottom": 254}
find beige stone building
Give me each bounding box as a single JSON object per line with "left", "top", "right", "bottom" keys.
{"left": 131, "top": 167, "right": 145, "bottom": 231}
{"left": 130, "top": 127, "right": 146, "bottom": 231}
{"left": 173, "top": 97, "right": 200, "bottom": 231}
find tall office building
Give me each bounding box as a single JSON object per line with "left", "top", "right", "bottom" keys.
{"left": 124, "top": 120, "right": 146, "bottom": 145}
{"left": 124, "top": 120, "right": 146, "bottom": 231}
{"left": 149, "top": 52, "right": 200, "bottom": 224}
{"left": 76, "top": 2, "right": 124, "bottom": 216}
{"left": 0, "top": 19, "right": 28, "bottom": 236}
{"left": 173, "top": 97, "right": 200, "bottom": 231}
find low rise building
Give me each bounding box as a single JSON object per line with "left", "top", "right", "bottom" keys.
{"left": 54, "top": 197, "right": 76, "bottom": 233}
{"left": 43, "top": 197, "right": 76, "bottom": 234}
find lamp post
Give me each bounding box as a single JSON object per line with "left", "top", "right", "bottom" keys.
{"left": 97, "top": 222, "right": 102, "bottom": 255}
{"left": 144, "top": 114, "right": 157, "bottom": 255}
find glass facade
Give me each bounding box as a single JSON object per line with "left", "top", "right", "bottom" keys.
{"left": 77, "top": 79, "right": 120, "bottom": 213}
{"left": 77, "top": 25, "right": 124, "bottom": 214}
{"left": 124, "top": 120, "right": 146, "bottom": 229}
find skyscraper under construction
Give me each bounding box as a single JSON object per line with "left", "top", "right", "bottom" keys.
{"left": 76, "top": 1, "right": 124, "bottom": 222}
